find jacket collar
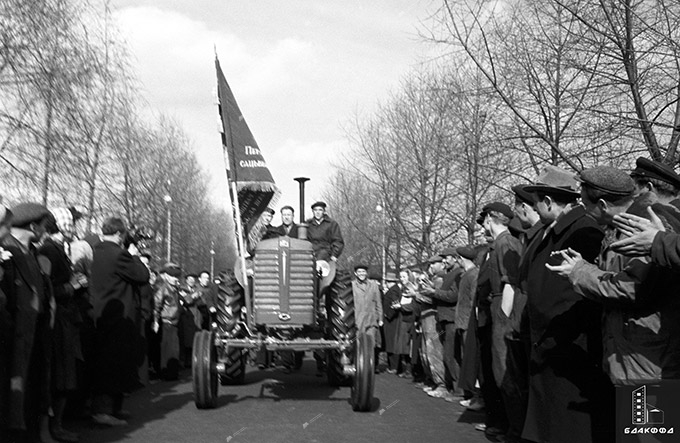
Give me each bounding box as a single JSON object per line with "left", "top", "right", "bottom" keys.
{"left": 525, "top": 221, "right": 544, "bottom": 243}
{"left": 552, "top": 205, "right": 590, "bottom": 236}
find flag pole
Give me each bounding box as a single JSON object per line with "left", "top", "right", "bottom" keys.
{"left": 216, "top": 58, "right": 253, "bottom": 330}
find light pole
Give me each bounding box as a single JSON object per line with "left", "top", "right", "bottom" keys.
{"left": 375, "top": 203, "right": 386, "bottom": 287}
{"left": 163, "top": 194, "right": 172, "bottom": 263}
{"left": 210, "top": 241, "right": 215, "bottom": 277}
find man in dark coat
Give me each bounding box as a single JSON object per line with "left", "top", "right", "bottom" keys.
{"left": 306, "top": 201, "right": 344, "bottom": 262}
{"left": 0, "top": 203, "right": 54, "bottom": 443}
{"left": 276, "top": 205, "right": 299, "bottom": 238}
{"left": 549, "top": 166, "right": 680, "bottom": 387}
{"left": 89, "top": 216, "right": 149, "bottom": 426}
{"left": 521, "top": 166, "right": 609, "bottom": 443}
{"left": 39, "top": 211, "right": 84, "bottom": 442}
{"left": 420, "top": 247, "right": 462, "bottom": 400}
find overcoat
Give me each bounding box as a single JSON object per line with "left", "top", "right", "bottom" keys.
{"left": 352, "top": 278, "right": 383, "bottom": 347}
{"left": 39, "top": 237, "right": 83, "bottom": 392}
{"left": 0, "top": 235, "right": 52, "bottom": 431}
{"left": 90, "top": 240, "right": 149, "bottom": 324}
{"left": 382, "top": 283, "right": 401, "bottom": 354}
{"left": 520, "top": 205, "right": 611, "bottom": 443}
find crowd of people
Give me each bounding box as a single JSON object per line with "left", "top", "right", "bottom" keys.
{"left": 350, "top": 156, "right": 680, "bottom": 443}
{"left": 2, "top": 155, "right": 679, "bottom": 443}
{"left": 0, "top": 206, "right": 222, "bottom": 443}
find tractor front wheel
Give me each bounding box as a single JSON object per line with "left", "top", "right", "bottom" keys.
{"left": 192, "top": 330, "right": 218, "bottom": 409}
{"left": 351, "top": 332, "right": 375, "bottom": 412}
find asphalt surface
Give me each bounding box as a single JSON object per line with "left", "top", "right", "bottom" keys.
{"left": 68, "top": 357, "right": 490, "bottom": 443}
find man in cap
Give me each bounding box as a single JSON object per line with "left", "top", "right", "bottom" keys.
{"left": 630, "top": 156, "right": 680, "bottom": 205}
{"left": 511, "top": 184, "right": 543, "bottom": 249}
{"left": 259, "top": 207, "right": 279, "bottom": 241}
{"left": 306, "top": 201, "right": 344, "bottom": 262}
{"left": 479, "top": 202, "right": 524, "bottom": 442}
{"left": 453, "top": 245, "right": 480, "bottom": 408}
{"left": 415, "top": 255, "right": 447, "bottom": 391}
{"left": 505, "top": 184, "right": 544, "bottom": 440}
{"left": 352, "top": 263, "right": 383, "bottom": 373}
{"left": 548, "top": 166, "right": 680, "bottom": 391}
{"left": 0, "top": 203, "right": 55, "bottom": 442}
{"left": 90, "top": 216, "right": 149, "bottom": 426}
{"left": 610, "top": 207, "right": 680, "bottom": 267}
{"left": 420, "top": 247, "right": 462, "bottom": 401}
{"left": 520, "top": 165, "right": 608, "bottom": 443}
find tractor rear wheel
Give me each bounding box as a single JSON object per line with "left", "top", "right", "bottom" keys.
{"left": 325, "top": 270, "right": 355, "bottom": 387}
{"left": 214, "top": 271, "right": 246, "bottom": 385}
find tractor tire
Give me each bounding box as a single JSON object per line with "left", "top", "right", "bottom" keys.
{"left": 351, "top": 332, "right": 375, "bottom": 412}
{"left": 192, "top": 330, "right": 218, "bottom": 409}
{"left": 215, "top": 271, "right": 247, "bottom": 385}
{"left": 325, "top": 270, "right": 356, "bottom": 387}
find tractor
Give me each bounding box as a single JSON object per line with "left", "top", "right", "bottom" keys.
{"left": 191, "top": 203, "right": 375, "bottom": 412}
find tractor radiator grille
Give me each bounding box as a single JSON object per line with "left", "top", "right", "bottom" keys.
{"left": 253, "top": 236, "right": 316, "bottom": 325}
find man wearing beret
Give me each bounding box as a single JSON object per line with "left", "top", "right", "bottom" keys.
{"left": 520, "top": 165, "right": 608, "bottom": 443}
{"left": 352, "top": 264, "right": 383, "bottom": 373}
{"left": 549, "top": 166, "right": 680, "bottom": 393}
{"left": 90, "top": 216, "right": 149, "bottom": 426}
{"left": 480, "top": 202, "right": 524, "bottom": 442}
{"left": 0, "top": 203, "right": 55, "bottom": 442}
{"left": 306, "top": 201, "right": 344, "bottom": 262}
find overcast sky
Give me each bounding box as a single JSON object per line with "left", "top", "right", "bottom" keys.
{"left": 111, "top": 0, "right": 439, "bottom": 224}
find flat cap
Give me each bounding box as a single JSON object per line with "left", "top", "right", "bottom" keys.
{"left": 512, "top": 184, "right": 534, "bottom": 205}
{"left": 263, "top": 207, "right": 275, "bottom": 215}
{"left": 10, "top": 202, "right": 52, "bottom": 227}
{"left": 577, "top": 166, "right": 635, "bottom": 197}
{"left": 311, "top": 201, "right": 327, "bottom": 209}
{"left": 524, "top": 165, "right": 580, "bottom": 197}
{"left": 630, "top": 157, "right": 680, "bottom": 188}
{"left": 161, "top": 262, "right": 182, "bottom": 277}
{"left": 439, "top": 247, "right": 458, "bottom": 257}
{"left": 482, "top": 202, "right": 514, "bottom": 219}
{"left": 353, "top": 263, "right": 369, "bottom": 271}
{"left": 455, "top": 245, "right": 477, "bottom": 261}
{"left": 427, "top": 254, "right": 443, "bottom": 264}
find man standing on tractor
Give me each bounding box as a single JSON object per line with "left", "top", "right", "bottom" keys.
{"left": 306, "top": 201, "right": 345, "bottom": 376}
{"left": 306, "top": 201, "right": 344, "bottom": 262}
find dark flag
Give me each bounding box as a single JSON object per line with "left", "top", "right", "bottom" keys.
{"left": 216, "top": 57, "right": 280, "bottom": 250}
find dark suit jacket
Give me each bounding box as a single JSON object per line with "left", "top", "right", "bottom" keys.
{"left": 90, "top": 240, "right": 149, "bottom": 324}
{"left": 276, "top": 222, "right": 299, "bottom": 239}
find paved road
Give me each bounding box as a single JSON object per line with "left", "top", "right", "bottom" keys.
{"left": 69, "top": 358, "right": 488, "bottom": 443}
